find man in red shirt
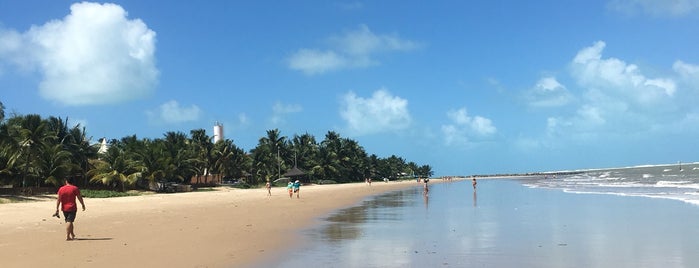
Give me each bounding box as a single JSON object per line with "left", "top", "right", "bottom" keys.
{"left": 55, "top": 177, "right": 86, "bottom": 241}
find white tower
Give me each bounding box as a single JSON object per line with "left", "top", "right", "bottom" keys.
{"left": 98, "top": 137, "right": 109, "bottom": 154}
{"left": 213, "top": 122, "right": 224, "bottom": 143}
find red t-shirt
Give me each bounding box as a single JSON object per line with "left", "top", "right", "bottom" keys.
{"left": 57, "top": 184, "right": 81, "bottom": 212}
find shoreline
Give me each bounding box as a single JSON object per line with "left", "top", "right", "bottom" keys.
{"left": 0, "top": 179, "right": 447, "bottom": 267}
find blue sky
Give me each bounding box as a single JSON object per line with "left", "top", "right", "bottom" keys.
{"left": 1, "top": 0, "right": 699, "bottom": 175}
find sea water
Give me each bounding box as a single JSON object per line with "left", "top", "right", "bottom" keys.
{"left": 524, "top": 162, "right": 699, "bottom": 206}
{"left": 258, "top": 166, "right": 699, "bottom": 268}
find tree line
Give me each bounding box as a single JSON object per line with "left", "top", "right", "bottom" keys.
{"left": 0, "top": 102, "right": 433, "bottom": 192}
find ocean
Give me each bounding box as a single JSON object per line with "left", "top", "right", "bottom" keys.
{"left": 523, "top": 162, "right": 699, "bottom": 206}
{"left": 258, "top": 164, "right": 699, "bottom": 268}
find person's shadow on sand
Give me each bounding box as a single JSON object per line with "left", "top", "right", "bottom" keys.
{"left": 72, "top": 238, "right": 113, "bottom": 241}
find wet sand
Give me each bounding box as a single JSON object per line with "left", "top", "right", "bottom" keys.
{"left": 0, "top": 180, "right": 428, "bottom": 267}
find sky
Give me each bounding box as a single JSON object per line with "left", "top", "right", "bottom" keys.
{"left": 1, "top": 0, "right": 699, "bottom": 176}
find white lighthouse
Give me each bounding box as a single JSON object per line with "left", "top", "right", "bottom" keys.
{"left": 213, "top": 122, "right": 224, "bottom": 143}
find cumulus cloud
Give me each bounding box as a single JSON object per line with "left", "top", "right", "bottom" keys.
{"left": 608, "top": 0, "right": 699, "bottom": 17}
{"left": 147, "top": 100, "right": 201, "bottom": 124}
{"left": 572, "top": 41, "right": 676, "bottom": 105}
{"left": 543, "top": 40, "right": 699, "bottom": 140}
{"left": 525, "top": 76, "right": 573, "bottom": 107}
{"left": 288, "top": 25, "right": 420, "bottom": 75}
{"left": 441, "top": 108, "right": 496, "bottom": 146}
{"left": 340, "top": 89, "right": 412, "bottom": 135}
{"left": 0, "top": 2, "right": 158, "bottom": 106}
{"left": 270, "top": 102, "right": 302, "bottom": 125}
{"left": 673, "top": 60, "right": 699, "bottom": 89}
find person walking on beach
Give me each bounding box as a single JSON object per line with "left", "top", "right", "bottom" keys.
{"left": 265, "top": 181, "right": 272, "bottom": 196}
{"left": 293, "top": 180, "right": 301, "bottom": 198}
{"left": 287, "top": 181, "right": 293, "bottom": 198}
{"left": 55, "top": 177, "right": 86, "bottom": 241}
{"left": 472, "top": 177, "right": 477, "bottom": 190}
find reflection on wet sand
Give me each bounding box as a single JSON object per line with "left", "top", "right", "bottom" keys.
{"left": 423, "top": 192, "right": 429, "bottom": 209}
{"left": 319, "top": 190, "right": 415, "bottom": 242}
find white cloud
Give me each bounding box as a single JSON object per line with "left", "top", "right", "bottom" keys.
{"left": 441, "top": 108, "right": 496, "bottom": 146}
{"left": 340, "top": 89, "right": 412, "bottom": 135}
{"left": 543, "top": 41, "right": 699, "bottom": 141}
{"left": 270, "top": 102, "right": 302, "bottom": 125}
{"left": 673, "top": 60, "right": 699, "bottom": 89}
{"left": 287, "top": 49, "right": 348, "bottom": 75}
{"left": 608, "top": 0, "right": 699, "bottom": 17}
{"left": 572, "top": 41, "right": 676, "bottom": 106}
{"left": 0, "top": 2, "right": 158, "bottom": 106}
{"left": 288, "top": 25, "right": 420, "bottom": 75}
{"left": 525, "top": 76, "right": 573, "bottom": 107}
{"left": 147, "top": 100, "right": 201, "bottom": 124}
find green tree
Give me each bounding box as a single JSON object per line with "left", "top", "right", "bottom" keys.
{"left": 213, "top": 139, "right": 251, "bottom": 181}
{"left": 251, "top": 129, "right": 286, "bottom": 183}
{"left": 190, "top": 128, "right": 214, "bottom": 184}
{"left": 35, "top": 143, "right": 79, "bottom": 186}
{"left": 6, "top": 114, "right": 53, "bottom": 187}
{"left": 161, "top": 131, "right": 197, "bottom": 183}
{"left": 87, "top": 145, "right": 143, "bottom": 192}
{"left": 290, "top": 133, "right": 318, "bottom": 181}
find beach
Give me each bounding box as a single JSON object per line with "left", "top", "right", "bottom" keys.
{"left": 0, "top": 180, "right": 426, "bottom": 268}
{"left": 264, "top": 178, "right": 699, "bottom": 268}
{"left": 5, "top": 172, "right": 699, "bottom": 268}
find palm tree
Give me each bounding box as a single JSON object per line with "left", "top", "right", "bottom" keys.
{"left": 87, "top": 145, "right": 143, "bottom": 192}
{"left": 161, "top": 131, "right": 197, "bottom": 183}
{"left": 65, "top": 126, "right": 99, "bottom": 186}
{"left": 213, "top": 139, "right": 251, "bottom": 182}
{"left": 251, "top": 129, "right": 286, "bottom": 183}
{"left": 291, "top": 133, "right": 318, "bottom": 181}
{"left": 6, "top": 114, "right": 53, "bottom": 187}
{"left": 316, "top": 131, "right": 344, "bottom": 181}
{"left": 189, "top": 129, "right": 214, "bottom": 184}
{"left": 35, "top": 143, "right": 79, "bottom": 187}
{"left": 136, "top": 138, "right": 168, "bottom": 187}
{"left": 339, "top": 138, "right": 368, "bottom": 182}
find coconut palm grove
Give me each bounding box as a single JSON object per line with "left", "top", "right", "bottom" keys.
{"left": 0, "top": 101, "right": 433, "bottom": 192}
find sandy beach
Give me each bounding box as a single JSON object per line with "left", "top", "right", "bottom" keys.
{"left": 0, "top": 180, "right": 425, "bottom": 268}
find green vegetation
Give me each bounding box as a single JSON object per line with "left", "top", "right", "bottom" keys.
{"left": 0, "top": 101, "right": 433, "bottom": 192}
{"left": 79, "top": 189, "right": 140, "bottom": 198}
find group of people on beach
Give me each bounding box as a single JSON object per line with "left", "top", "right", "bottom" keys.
{"left": 264, "top": 179, "right": 302, "bottom": 198}
{"left": 286, "top": 180, "right": 301, "bottom": 198}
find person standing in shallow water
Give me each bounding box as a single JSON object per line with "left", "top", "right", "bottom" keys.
{"left": 55, "top": 177, "right": 86, "bottom": 241}
{"left": 472, "top": 177, "right": 477, "bottom": 190}
{"left": 423, "top": 178, "right": 429, "bottom": 196}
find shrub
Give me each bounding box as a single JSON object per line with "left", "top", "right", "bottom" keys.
{"left": 81, "top": 189, "right": 139, "bottom": 198}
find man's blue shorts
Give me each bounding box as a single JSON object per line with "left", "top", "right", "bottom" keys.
{"left": 62, "top": 211, "right": 77, "bottom": 223}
